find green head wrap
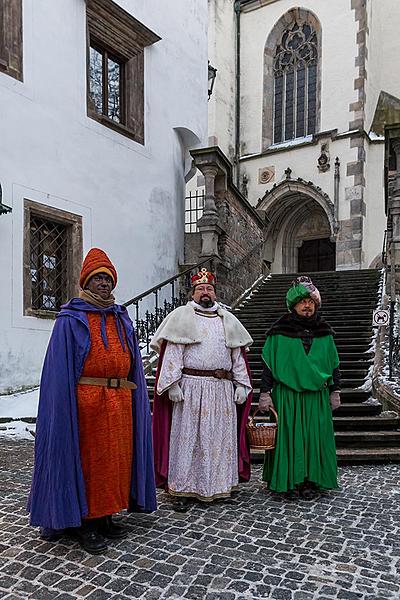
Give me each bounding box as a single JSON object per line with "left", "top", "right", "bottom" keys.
{"left": 286, "top": 277, "right": 321, "bottom": 311}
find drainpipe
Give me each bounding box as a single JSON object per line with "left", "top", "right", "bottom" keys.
{"left": 234, "top": 1, "right": 241, "bottom": 188}
{"left": 333, "top": 157, "right": 340, "bottom": 233}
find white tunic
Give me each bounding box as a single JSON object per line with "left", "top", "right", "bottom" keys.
{"left": 157, "top": 304, "right": 252, "bottom": 501}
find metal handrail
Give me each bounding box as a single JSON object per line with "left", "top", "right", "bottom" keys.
{"left": 123, "top": 257, "right": 216, "bottom": 308}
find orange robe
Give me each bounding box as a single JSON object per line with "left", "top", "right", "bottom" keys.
{"left": 77, "top": 313, "right": 133, "bottom": 518}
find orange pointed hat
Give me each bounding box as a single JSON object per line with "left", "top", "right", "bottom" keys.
{"left": 79, "top": 248, "right": 117, "bottom": 289}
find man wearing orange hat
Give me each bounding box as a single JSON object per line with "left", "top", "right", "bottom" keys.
{"left": 151, "top": 268, "right": 253, "bottom": 512}
{"left": 28, "top": 248, "right": 156, "bottom": 554}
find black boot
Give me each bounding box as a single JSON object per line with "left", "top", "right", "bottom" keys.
{"left": 98, "top": 515, "right": 128, "bottom": 540}
{"left": 172, "top": 496, "right": 189, "bottom": 513}
{"left": 70, "top": 520, "right": 108, "bottom": 554}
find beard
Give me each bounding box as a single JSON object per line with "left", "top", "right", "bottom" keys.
{"left": 199, "top": 295, "right": 214, "bottom": 308}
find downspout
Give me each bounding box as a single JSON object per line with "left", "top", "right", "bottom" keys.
{"left": 234, "top": 1, "right": 241, "bottom": 188}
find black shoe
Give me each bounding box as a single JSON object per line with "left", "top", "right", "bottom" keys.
{"left": 299, "top": 483, "right": 319, "bottom": 501}
{"left": 40, "top": 527, "right": 64, "bottom": 542}
{"left": 70, "top": 525, "right": 108, "bottom": 554}
{"left": 172, "top": 497, "right": 189, "bottom": 513}
{"left": 284, "top": 489, "right": 299, "bottom": 501}
{"left": 270, "top": 492, "right": 284, "bottom": 502}
{"left": 98, "top": 516, "right": 128, "bottom": 540}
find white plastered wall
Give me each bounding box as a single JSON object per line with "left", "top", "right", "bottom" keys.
{"left": 208, "top": 0, "right": 237, "bottom": 161}
{"left": 0, "top": 0, "right": 208, "bottom": 393}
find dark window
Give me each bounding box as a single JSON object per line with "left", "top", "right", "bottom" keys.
{"left": 89, "top": 45, "right": 123, "bottom": 123}
{"left": 273, "top": 21, "right": 318, "bottom": 143}
{"left": 0, "top": 0, "right": 23, "bottom": 81}
{"left": 24, "top": 201, "right": 83, "bottom": 318}
{"left": 86, "top": 0, "right": 160, "bottom": 145}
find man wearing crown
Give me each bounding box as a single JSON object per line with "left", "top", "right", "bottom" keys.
{"left": 258, "top": 276, "right": 341, "bottom": 501}
{"left": 151, "top": 268, "right": 253, "bottom": 512}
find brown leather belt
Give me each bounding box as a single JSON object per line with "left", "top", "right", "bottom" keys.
{"left": 78, "top": 377, "right": 137, "bottom": 390}
{"left": 182, "top": 368, "right": 233, "bottom": 381}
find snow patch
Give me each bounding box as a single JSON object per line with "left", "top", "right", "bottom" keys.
{"left": 0, "top": 387, "right": 39, "bottom": 419}
{"left": 0, "top": 420, "right": 36, "bottom": 440}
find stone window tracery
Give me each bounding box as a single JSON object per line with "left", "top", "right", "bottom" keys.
{"left": 273, "top": 21, "right": 318, "bottom": 144}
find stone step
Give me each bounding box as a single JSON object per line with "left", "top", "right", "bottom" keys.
{"left": 336, "top": 447, "right": 400, "bottom": 462}
{"left": 333, "top": 415, "right": 400, "bottom": 431}
{"left": 250, "top": 446, "right": 400, "bottom": 463}
{"left": 335, "top": 430, "right": 400, "bottom": 447}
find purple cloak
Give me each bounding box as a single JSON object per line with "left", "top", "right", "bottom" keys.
{"left": 28, "top": 298, "right": 157, "bottom": 531}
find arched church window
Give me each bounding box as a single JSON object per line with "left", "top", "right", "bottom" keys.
{"left": 273, "top": 21, "right": 318, "bottom": 144}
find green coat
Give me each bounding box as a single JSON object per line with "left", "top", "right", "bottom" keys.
{"left": 261, "top": 333, "right": 339, "bottom": 492}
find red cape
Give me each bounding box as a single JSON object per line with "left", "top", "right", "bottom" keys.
{"left": 152, "top": 340, "right": 253, "bottom": 488}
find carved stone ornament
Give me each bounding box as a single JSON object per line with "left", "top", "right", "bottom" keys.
{"left": 259, "top": 166, "right": 275, "bottom": 185}
{"left": 317, "top": 143, "right": 330, "bottom": 172}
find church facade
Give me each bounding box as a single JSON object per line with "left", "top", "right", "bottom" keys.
{"left": 207, "top": 0, "right": 400, "bottom": 273}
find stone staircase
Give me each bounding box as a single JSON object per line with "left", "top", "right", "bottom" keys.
{"left": 146, "top": 269, "right": 400, "bottom": 463}
{"left": 234, "top": 269, "right": 400, "bottom": 463}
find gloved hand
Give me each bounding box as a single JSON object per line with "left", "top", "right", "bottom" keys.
{"left": 168, "top": 382, "right": 184, "bottom": 403}
{"left": 234, "top": 386, "right": 247, "bottom": 405}
{"left": 259, "top": 391, "right": 274, "bottom": 413}
{"left": 330, "top": 391, "right": 341, "bottom": 411}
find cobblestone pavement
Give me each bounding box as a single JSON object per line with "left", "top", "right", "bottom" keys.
{"left": 1, "top": 439, "right": 400, "bottom": 600}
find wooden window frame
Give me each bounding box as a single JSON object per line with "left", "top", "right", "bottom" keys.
{"left": 86, "top": 0, "right": 160, "bottom": 145}
{"left": 88, "top": 43, "right": 126, "bottom": 125}
{"left": 23, "top": 200, "right": 83, "bottom": 319}
{"left": 0, "top": 0, "right": 23, "bottom": 81}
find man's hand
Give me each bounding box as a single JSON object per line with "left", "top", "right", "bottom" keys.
{"left": 259, "top": 391, "right": 274, "bottom": 413}
{"left": 234, "top": 386, "right": 247, "bottom": 405}
{"left": 168, "top": 382, "right": 184, "bottom": 403}
{"left": 329, "top": 391, "right": 341, "bottom": 411}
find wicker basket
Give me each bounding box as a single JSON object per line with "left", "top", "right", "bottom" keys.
{"left": 247, "top": 407, "right": 278, "bottom": 451}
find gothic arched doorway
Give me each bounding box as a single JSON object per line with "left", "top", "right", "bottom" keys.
{"left": 257, "top": 179, "right": 337, "bottom": 274}
{"left": 298, "top": 238, "right": 336, "bottom": 272}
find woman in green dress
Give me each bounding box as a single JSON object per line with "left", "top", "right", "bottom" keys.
{"left": 258, "top": 276, "right": 341, "bottom": 500}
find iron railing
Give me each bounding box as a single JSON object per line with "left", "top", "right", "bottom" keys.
{"left": 185, "top": 190, "right": 205, "bottom": 233}
{"left": 123, "top": 257, "right": 216, "bottom": 353}
{"left": 388, "top": 299, "right": 400, "bottom": 379}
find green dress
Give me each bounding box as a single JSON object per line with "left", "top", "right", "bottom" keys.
{"left": 261, "top": 333, "right": 339, "bottom": 492}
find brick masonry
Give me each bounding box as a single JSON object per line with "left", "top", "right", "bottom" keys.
{"left": 1, "top": 438, "right": 400, "bottom": 599}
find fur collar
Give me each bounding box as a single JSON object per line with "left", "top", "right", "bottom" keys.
{"left": 150, "top": 302, "right": 253, "bottom": 354}
{"left": 265, "top": 312, "right": 334, "bottom": 339}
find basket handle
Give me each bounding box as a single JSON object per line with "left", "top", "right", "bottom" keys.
{"left": 252, "top": 406, "right": 278, "bottom": 423}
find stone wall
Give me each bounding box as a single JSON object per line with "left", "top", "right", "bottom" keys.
{"left": 215, "top": 184, "right": 265, "bottom": 304}
{"left": 189, "top": 146, "right": 266, "bottom": 305}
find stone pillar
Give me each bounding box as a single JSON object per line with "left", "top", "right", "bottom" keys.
{"left": 197, "top": 165, "right": 221, "bottom": 257}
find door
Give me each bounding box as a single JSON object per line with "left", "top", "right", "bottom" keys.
{"left": 298, "top": 238, "right": 336, "bottom": 272}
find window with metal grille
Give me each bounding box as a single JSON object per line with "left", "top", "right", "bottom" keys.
{"left": 24, "top": 200, "right": 83, "bottom": 318}
{"left": 273, "top": 21, "right": 318, "bottom": 144}
{"left": 29, "top": 217, "right": 68, "bottom": 312}
{"left": 185, "top": 190, "right": 205, "bottom": 233}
